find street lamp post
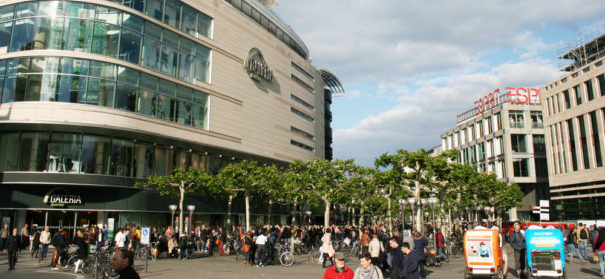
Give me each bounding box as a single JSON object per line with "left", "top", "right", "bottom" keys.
{"left": 407, "top": 197, "right": 416, "bottom": 231}
{"left": 421, "top": 198, "right": 428, "bottom": 230}
{"left": 187, "top": 205, "right": 195, "bottom": 237}
{"left": 305, "top": 210, "right": 312, "bottom": 225}
{"left": 169, "top": 204, "right": 177, "bottom": 234}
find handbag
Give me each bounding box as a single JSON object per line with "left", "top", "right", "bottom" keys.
{"left": 595, "top": 254, "right": 600, "bottom": 262}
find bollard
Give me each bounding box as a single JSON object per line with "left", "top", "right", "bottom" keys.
{"left": 145, "top": 244, "right": 149, "bottom": 273}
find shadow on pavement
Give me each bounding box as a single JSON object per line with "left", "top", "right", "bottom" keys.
{"left": 580, "top": 267, "right": 601, "bottom": 276}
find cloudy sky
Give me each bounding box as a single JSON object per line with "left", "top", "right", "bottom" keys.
{"left": 273, "top": 0, "right": 605, "bottom": 166}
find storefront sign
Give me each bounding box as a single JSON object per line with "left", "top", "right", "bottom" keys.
{"left": 244, "top": 48, "right": 273, "bottom": 82}
{"left": 43, "top": 189, "right": 83, "bottom": 207}
{"left": 473, "top": 87, "right": 540, "bottom": 116}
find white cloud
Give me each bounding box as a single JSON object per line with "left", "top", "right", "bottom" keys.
{"left": 332, "top": 59, "right": 561, "bottom": 166}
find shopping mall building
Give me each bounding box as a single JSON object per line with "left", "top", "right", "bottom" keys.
{"left": 0, "top": 0, "right": 343, "bottom": 232}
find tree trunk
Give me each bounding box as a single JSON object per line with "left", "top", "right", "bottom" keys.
{"left": 324, "top": 200, "right": 331, "bottom": 231}
{"left": 245, "top": 194, "right": 250, "bottom": 231}
{"left": 179, "top": 181, "right": 185, "bottom": 236}
{"left": 352, "top": 207, "right": 356, "bottom": 226}
{"left": 227, "top": 194, "right": 233, "bottom": 226}
{"left": 387, "top": 194, "right": 392, "bottom": 236}
{"left": 414, "top": 181, "right": 422, "bottom": 232}
{"left": 267, "top": 199, "right": 273, "bottom": 225}
{"left": 291, "top": 199, "right": 298, "bottom": 225}
{"left": 359, "top": 201, "right": 365, "bottom": 228}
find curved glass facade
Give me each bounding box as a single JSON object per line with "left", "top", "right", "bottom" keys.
{"left": 0, "top": 131, "right": 224, "bottom": 177}
{"left": 0, "top": 56, "right": 209, "bottom": 130}
{"left": 0, "top": 1, "right": 211, "bottom": 85}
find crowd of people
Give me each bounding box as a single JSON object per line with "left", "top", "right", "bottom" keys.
{"left": 4, "top": 219, "right": 605, "bottom": 279}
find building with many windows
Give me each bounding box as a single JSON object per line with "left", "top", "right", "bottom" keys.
{"left": 0, "top": 0, "right": 343, "bottom": 233}
{"left": 441, "top": 88, "right": 549, "bottom": 220}
{"left": 541, "top": 33, "right": 605, "bottom": 220}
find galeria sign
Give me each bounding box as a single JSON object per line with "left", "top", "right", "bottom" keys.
{"left": 474, "top": 87, "right": 540, "bottom": 116}
{"left": 245, "top": 48, "right": 273, "bottom": 82}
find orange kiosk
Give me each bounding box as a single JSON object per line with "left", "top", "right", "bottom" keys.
{"left": 464, "top": 227, "right": 508, "bottom": 279}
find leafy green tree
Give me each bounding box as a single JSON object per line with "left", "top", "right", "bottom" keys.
{"left": 135, "top": 167, "right": 211, "bottom": 235}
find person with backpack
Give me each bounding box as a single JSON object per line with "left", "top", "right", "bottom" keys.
{"left": 577, "top": 223, "right": 589, "bottom": 264}
{"left": 567, "top": 226, "right": 580, "bottom": 264}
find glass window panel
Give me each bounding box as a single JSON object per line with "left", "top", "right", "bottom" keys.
{"left": 155, "top": 94, "right": 171, "bottom": 120}
{"left": 145, "top": 0, "right": 163, "bottom": 21}
{"left": 176, "top": 100, "right": 192, "bottom": 125}
{"left": 19, "top": 132, "right": 50, "bottom": 171}
{"left": 13, "top": 75, "right": 27, "bottom": 101}
{"left": 159, "top": 79, "right": 176, "bottom": 96}
{"left": 57, "top": 74, "right": 87, "bottom": 103}
{"left": 0, "top": 5, "right": 14, "bottom": 22}
{"left": 14, "top": 2, "right": 37, "bottom": 19}
{"left": 140, "top": 73, "right": 158, "bottom": 90}
{"left": 48, "top": 133, "right": 81, "bottom": 173}
{"left": 24, "top": 74, "right": 42, "bottom": 101}
{"left": 121, "top": 13, "right": 143, "bottom": 32}
{"left": 117, "top": 66, "right": 139, "bottom": 85}
{"left": 141, "top": 37, "right": 160, "bottom": 71}
{"left": 163, "top": 0, "right": 180, "bottom": 29}
{"left": 181, "top": 5, "right": 196, "bottom": 37}
{"left": 159, "top": 45, "right": 178, "bottom": 76}
{"left": 178, "top": 44, "right": 195, "bottom": 82}
{"left": 39, "top": 74, "right": 58, "bottom": 102}
{"left": 197, "top": 12, "right": 212, "bottom": 38}
{"left": 65, "top": 2, "right": 95, "bottom": 19}
{"left": 81, "top": 135, "right": 111, "bottom": 174}
{"left": 125, "top": 0, "right": 145, "bottom": 13}
{"left": 143, "top": 21, "right": 161, "bottom": 40}
{"left": 10, "top": 18, "right": 36, "bottom": 51}
{"left": 89, "top": 61, "right": 115, "bottom": 80}
{"left": 2, "top": 76, "right": 15, "bottom": 103}
{"left": 119, "top": 28, "right": 141, "bottom": 64}
{"left": 115, "top": 82, "right": 137, "bottom": 112}
{"left": 194, "top": 56, "right": 210, "bottom": 83}
{"left": 63, "top": 18, "right": 94, "bottom": 52}
{"left": 137, "top": 89, "right": 155, "bottom": 116}
{"left": 110, "top": 138, "right": 134, "bottom": 176}
{"left": 176, "top": 85, "right": 192, "bottom": 101}
{"left": 60, "top": 57, "right": 89, "bottom": 76}
{"left": 0, "top": 21, "right": 12, "bottom": 53}
{"left": 0, "top": 132, "right": 20, "bottom": 171}
{"left": 162, "top": 30, "right": 178, "bottom": 48}
{"left": 153, "top": 147, "right": 170, "bottom": 176}
{"left": 0, "top": 77, "right": 4, "bottom": 102}
{"left": 86, "top": 78, "right": 115, "bottom": 107}
{"left": 91, "top": 22, "right": 119, "bottom": 58}
{"left": 38, "top": 1, "right": 64, "bottom": 17}
{"left": 134, "top": 143, "right": 154, "bottom": 178}
{"left": 96, "top": 6, "right": 121, "bottom": 25}
{"left": 192, "top": 95, "right": 207, "bottom": 129}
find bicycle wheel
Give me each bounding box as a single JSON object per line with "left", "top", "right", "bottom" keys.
{"left": 280, "top": 252, "right": 294, "bottom": 266}
{"left": 82, "top": 256, "right": 95, "bottom": 274}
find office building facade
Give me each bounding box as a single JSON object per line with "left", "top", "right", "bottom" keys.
{"left": 441, "top": 88, "right": 549, "bottom": 220}
{"left": 541, "top": 34, "right": 605, "bottom": 220}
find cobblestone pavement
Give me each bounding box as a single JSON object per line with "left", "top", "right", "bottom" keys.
{"left": 0, "top": 250, "right": 83, "bottom": 279}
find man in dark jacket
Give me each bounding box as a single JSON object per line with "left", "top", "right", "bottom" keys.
{"left": 51, "top": 228, "right": 67, "bottom": 269}
{"left": 508, "top": 222, "right": 525, "bottom": 278}
{"left": 7, "top": 228, "right": 20, "bottom": 270}
{"left": 402, "top": 242, "right": 421, "bottom": 279}
{"left": 112, "top": 248, "right": 140, "bottom": 279}
{"left": 389, "top": 238, "right": 404, "bottom": 279}
{"left": 412, "top": 231, "right": 428, "bottom": 278}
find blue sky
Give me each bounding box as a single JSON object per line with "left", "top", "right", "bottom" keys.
{"left": 273, "top": 1, "right": 605, "bottom": 166}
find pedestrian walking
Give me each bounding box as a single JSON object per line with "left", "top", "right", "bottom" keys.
{"left": 321, "top": 229, "right": 335, "bottom": 268}
{"left": 368, "top": 234, "right": 384, "bottom": 271}
{"left": 508, "top": 222, "right": 526, "bottom": 278}
{"left": 354, "top": 252, "right": 383, "bottom": 279}
{"left": 31, "top": 226, "right": 40, "bottom": 258}
{"left": 255, "top": 230, "right": 268, "bottom": 266}
{"left": 412, "top": 231, "right": 428, "bottom": 279}
{"left": 577, "top": 223, "right": 589, "bottom": 264}
{"left": 7, "top": 228, "right": 19, "bottom": 270}
{"left": 567, "top": 226, "right": 580, "bottom": 264}
{"left": 323, "top": 252, "right": 353, "bottom": 279}
{"left": 594, "top": 228, "right": 605, "bottom": 279}
{"left": 389, "top": 238, "right": 404, "bottom": 279}
{"left": 39, "top": 226, "right": 51, "bottom": 261}
{"left": 401, "top": 242, "right": 421, "bottom": 279}
{"left": 0, "top": 223, "right": 8, "bottom": 252}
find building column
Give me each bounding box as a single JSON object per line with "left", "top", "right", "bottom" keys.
{"left": 15, "top": 210, "right": 27, "bottom": 230}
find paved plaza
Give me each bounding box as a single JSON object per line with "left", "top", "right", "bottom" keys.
{"left": 1, "top": 245, "right": 604, "bottom": 278}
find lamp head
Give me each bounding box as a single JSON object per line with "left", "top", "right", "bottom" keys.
{"left": 187, "top": 205, "right": 196, "bottom": 212}
{"left": 407, "top": 197, "right": 416, "bottom": 204}
{"left": 169, "top": 204, "right": 177, "bottom": 211}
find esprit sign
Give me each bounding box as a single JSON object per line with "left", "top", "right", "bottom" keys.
{"left": 43, "top": 189, "right": 83, "bottom": 207}
{"left": 244, "top": 48, "right": 273, "bottom": 82}
{"left": 474, "top": 87, "right": 540, "bottom": 116}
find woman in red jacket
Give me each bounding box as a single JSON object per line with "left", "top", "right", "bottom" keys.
{"left": 593, "top": 228, "right": 605, "bottom": 279}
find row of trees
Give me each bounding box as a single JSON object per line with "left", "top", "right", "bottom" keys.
{"left": 135, "top": 148, "right": 523, "bottom": 235}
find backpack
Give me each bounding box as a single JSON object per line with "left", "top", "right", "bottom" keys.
{"left": 580, "top": 229, "right": 588, "bottom": 240}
